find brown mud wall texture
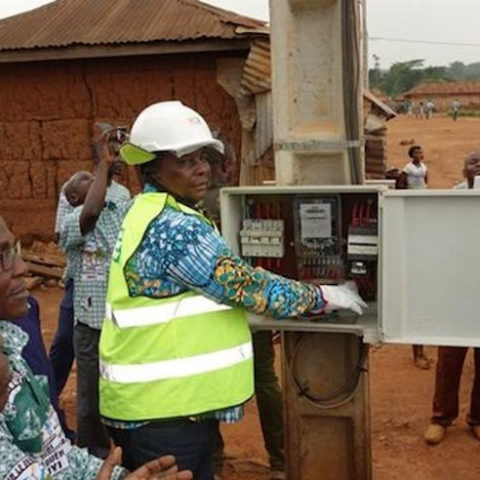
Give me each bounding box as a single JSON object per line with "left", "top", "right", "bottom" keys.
{"left": 0, "top": 52, "right": 242, "bottom": 240}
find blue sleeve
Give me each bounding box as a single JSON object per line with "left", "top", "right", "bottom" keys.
{"left": 133, "top": 210, "right": 324, "bottom": 319}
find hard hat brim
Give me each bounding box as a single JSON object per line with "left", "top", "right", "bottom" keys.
{"left": 175, "top": 139, "right": 224, "bottom": 157}
{"left": 120, "top": 142, "right": 157, "bottom": 165}
{"left": 120, "top": 139, "right": 225, "bottom": 165}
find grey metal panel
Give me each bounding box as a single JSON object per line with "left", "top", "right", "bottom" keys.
{"left": 381, "top": 189, "right": 480, "bottom": 347}
{"left": 222, "top": 186, "right": 480, "bottom": 346}
{"left": 247, "top": 309, "right": 380, "bottom": 342}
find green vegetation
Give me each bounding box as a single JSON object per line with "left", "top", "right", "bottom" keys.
{"left": 369, "top": 58, "right": 480, "bottom": 97}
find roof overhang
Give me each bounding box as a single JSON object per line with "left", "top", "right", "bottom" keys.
{"left": 0, "top": 38, "right": 257, "bottom": 64}
{"left": 363, "top": 89, "right": 396, "bottom": 120}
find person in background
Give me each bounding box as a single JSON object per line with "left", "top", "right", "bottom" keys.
{"left": 424, "top": 151, "right": 480, "bottom": 445}
{"left": 385, "top": 166, "right": 406, "bottom": 190}
{"left": 403, "top": 100, "right": 412, "bottom": 116}
{"left": 60, "top": 129, "right": 130, "bottom": 458}
{"left": 401, "top": 145, "right": 428, "bottom": 190}
{"left": 452, "top": 99, "right": 461, "bottom": 121}
{"left": 200, "top": 130, "right": 232, "bottom": 225}
{"left": 388, "top": 156, "right": 431, "bottom": 370}
{"left": 50, "top": 181, "right": 76, "bottom": 396}
{"left": 49, "top": 123, "right": 130, "bottom": 398}
{"left": 204, "top": 133, "right": 285, "bottom": 480}
{"left": 425, "top": 99, "right": 435, "bottom": 119}
{"left": 99, "top": 101, "right": 366, "bottom": 480}
{"left": 415, "top": 101, "right": 425, "bottom": 120}
{"left": 0, "top": 214, "right": 192, "bottom": 479}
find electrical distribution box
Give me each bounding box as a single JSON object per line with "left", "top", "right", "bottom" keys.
{"left": 220, "top": 186, "right": 480, "bottom": 347}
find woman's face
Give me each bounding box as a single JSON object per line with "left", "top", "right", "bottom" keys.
{"left": 152, "top": 149, "right": 211, "bottom": 203}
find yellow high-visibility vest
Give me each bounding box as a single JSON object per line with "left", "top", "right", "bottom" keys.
{"left": 99, "top": 192, "right": 253, "bottom": 421}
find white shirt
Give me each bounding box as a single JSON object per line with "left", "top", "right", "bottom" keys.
{"left": 403, "top": 161, "right": 427, "bottom": 189}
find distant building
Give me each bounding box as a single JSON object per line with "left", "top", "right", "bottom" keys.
{"left": 404, "top": 81, "right": 480, "bottom": 111}
{"left": 0, "top": 0, "right": 267, "bottom": 239}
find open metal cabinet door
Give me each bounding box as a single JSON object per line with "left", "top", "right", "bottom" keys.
{"left": 381, "top": 189, "right": 480, "bottom": 347}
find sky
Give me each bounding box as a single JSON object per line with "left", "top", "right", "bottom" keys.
{"left": 1, "top": 0, "right": 479, "bottom": 69}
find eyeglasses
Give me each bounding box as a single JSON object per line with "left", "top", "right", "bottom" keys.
{"left": 0, "top": 241, "right": 21, "bottom": 272}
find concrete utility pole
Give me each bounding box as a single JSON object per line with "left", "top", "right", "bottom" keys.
{"left": 270, "top": 0, "right": 371, "bottom": 479}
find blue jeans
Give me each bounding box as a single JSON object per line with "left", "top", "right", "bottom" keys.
{"left": 49, "top": 279, "right": 75, "bottom": 395}
{"left": 108, "top": 419, "right": 216, "bottom": 480}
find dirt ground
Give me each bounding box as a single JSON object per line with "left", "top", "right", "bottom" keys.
{"left": 33, "top": 115, "right": 480, "bottom": 479}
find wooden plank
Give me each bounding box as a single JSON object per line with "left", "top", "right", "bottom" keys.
{"left": 22, "top": 252, "right": 65, "bottom": 268}
{"left": 25, "top": 262, "right": 63, "bottom": 279}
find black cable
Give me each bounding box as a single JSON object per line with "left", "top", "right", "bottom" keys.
{"left": 287, "top": 333, "right": 368, "bottom": 409}
{"left": 342, "top": 0, "right": 362, "bottom": 185}
{"left": 370, "top": 36, "right": 480, "bottom": 47}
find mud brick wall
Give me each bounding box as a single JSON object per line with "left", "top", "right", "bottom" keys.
{"left": 0, "top": 52, "right": 242, "bottom": 240}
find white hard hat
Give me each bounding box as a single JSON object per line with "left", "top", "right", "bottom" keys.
{"left": 120, "top": 101, "right": 224, "bottom": 165}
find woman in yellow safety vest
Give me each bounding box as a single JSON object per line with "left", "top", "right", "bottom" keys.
{"left": 99, "top": 101, "right": 366, "bottom": 480}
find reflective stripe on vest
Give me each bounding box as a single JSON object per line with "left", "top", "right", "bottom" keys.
{"left": 100, "top": 341, "right": 253, "bottom": 383}
{"left": 106, "top": 295, "right": 232, "bottom": 329}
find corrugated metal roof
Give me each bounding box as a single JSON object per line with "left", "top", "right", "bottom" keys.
{"left": 241, "top": 39, "right": 271, "bottom": 94}
{"left": 0, "top": 0, "right": 266, "bottom": 51}
{"left": 405, "top": 81, "right": 480, "bottom": 96}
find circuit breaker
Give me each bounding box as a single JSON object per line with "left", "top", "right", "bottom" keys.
{"left": 240, "top": 219, "right": 284, "bottom": 259}
{"left": 220, "top": 185, "right": 480, "bottom": 348}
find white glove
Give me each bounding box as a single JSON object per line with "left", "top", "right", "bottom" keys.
{"left": 319, "top": 281, "right": 368, "bottom": 315}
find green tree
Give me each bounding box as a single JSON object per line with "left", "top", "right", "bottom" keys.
{"left": 448, "top": 61, "right": 466, "bottom": 81}
{"left": 379, "top": 59, "right": 425, "bottom": 96}
{"left": 368, "top": 59, "right": 480, "bottom": 97}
